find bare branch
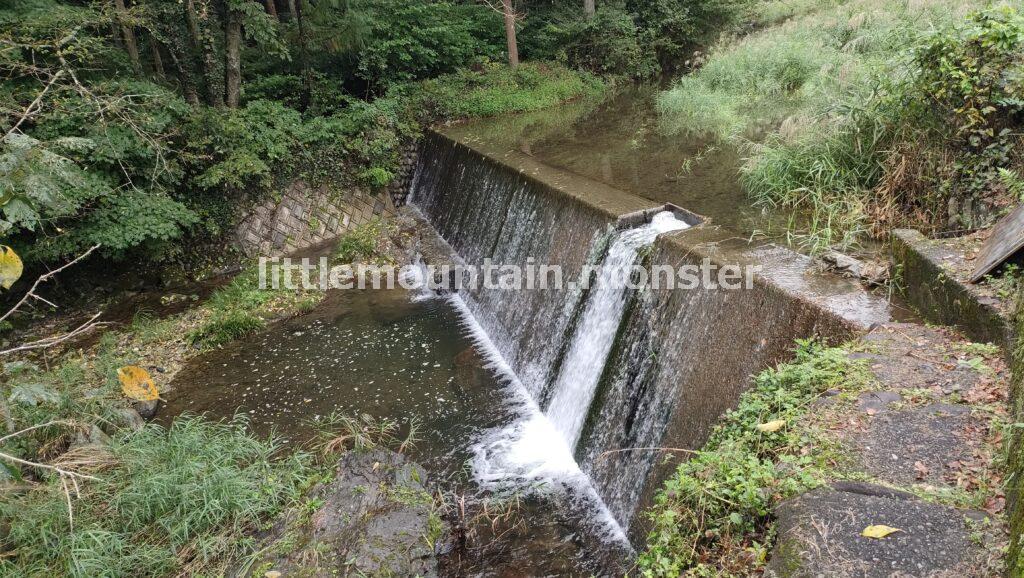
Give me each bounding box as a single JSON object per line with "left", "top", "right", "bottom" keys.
{"left": 0, "top": 312, "right": 106, "bottom": 356}
{"left": 0, "top": 449, "right": 100, "bottom": 481}
{"left": 0, "top": 244, "right": 100, "bottom": 325}
{"left": 4, "top": 69, "right": 65, "bottom": 140}
{"left": 0, "top": 419, "right": 83, "bottom": 444}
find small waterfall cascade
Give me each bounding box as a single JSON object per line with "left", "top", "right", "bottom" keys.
{"left": 408, "top": 129, "right": 878, "bottom": 536}
{"left": 546, "top": 211, "right": 689, "bottom": 450}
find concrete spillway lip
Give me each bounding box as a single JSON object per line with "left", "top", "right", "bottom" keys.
{"left": 431, "top": 126, "right": 891, "bottom": 333}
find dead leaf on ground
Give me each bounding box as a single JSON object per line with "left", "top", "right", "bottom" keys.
{"left": 756, "top": 420, "right": 786, "bottom": 433}
{"left": 117, "top": 365, "right": 160, "bottom": 401}
{"left": 862, "top": 525, "right": 902, "bottom": 539}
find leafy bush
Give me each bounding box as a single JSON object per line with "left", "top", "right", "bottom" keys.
{"left": 351, "top": 0, "right": 503, "bottom": 91}
{"left": 638, "top": 341, "right": 871, "bottom": 576}
{"left": 561, "top": 7, "right": 658, "bottom": 78}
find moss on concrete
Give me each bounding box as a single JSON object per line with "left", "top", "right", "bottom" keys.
{"left": 1006, "top": 290, "right": 1024, "bottom": 576}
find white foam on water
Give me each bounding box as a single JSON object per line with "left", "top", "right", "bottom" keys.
{"left": 433, "top": 212, "right": 690, "bottom": 547}
{"left": 444, "top": 293, "right": 628, "bottom": 544}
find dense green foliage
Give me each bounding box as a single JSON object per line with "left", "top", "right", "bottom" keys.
{"left": 659, "top": 0, "right": 1024, "bottom": 252}
{"left": 638, "top": 341, "right": 871, "bottom": 576}
{"left": 0, "top": 0, "right": 624, "bottom": 271}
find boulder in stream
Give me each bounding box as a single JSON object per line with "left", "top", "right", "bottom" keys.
{"left": 246, "top": 449, "right": 441, "bottom": 578}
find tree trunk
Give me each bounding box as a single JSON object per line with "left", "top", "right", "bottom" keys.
{"left": 225, "top": 8, "right": 242, "bottom": 108}
{"left": 167, "top": 46, "right": 201, "bottom": 105}
{"left": 112, "top": 0, "right": 142, "bottom": 73}
{"left": 183, "top": 0, "right": 224, "bottom": 107}
{"left": 584, "top": 0, "right": 595, "bottom": 17}
{"left": 150, "top": 34, "right": 166, "bottom": 80}
{"left": 264, "top": 0, "right": 278, "bottom": 18}
{"left": 286, "top": 0, "right": 297, "bottom": 20}
{"left": 502, "top": 0, "right": 519, "bottom": 68}
{"left": 295, "top": 0, "right": 311, "bottom": 107}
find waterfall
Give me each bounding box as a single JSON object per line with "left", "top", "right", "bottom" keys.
{"left": 410, "top": 128, "right": 883, "bottom": 536}
{"left": 546, "top": 212, "right": 689, "bottom": 450}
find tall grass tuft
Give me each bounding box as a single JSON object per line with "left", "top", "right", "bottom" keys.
{"left": 657, "top": 0, "right": 999, "bottom": 251}
{"left": 0, "top": 417, "right": 310, "bottom": 577}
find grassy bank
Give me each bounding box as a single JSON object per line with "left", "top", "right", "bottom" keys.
{"left": 637, "top": 337, "right": 1008, "bottom": 576}
{"left": 638, "top": 341, "right": 871, "bottom": 575}
{"left": 0, "top": 223, "right": 405, "bottom": 575}
{"left": 658, "top": 0, "right": 1023, "bottom": 253}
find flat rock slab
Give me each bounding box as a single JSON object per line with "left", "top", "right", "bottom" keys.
{"left": 858, "top": 324, "right": 981, "bottom": 394}
{"left": 253, "top": 449, "right": 438, "bottom": 578}
{"left": 856, "top": 403, "right": 973, "bottom": 486}
{"left": 767, "top": 483, "right": 988, "bottom": 578}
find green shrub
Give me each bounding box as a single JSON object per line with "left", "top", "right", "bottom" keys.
{"left": 333, "top": 219, "right": 391, "bottom": 264}
{"left": 351, "top": 0, "right": 504, "bottom": 91}
{"left": 561, "top": 7, "right": 659, "bottom": 78}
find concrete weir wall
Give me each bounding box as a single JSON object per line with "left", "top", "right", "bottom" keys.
{"left": 411, "top": 128, "right": 891, "bottom": 535}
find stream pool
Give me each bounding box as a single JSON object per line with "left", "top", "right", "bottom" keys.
{"left": 161, "top": 286, "right": 631, "bottom": 576}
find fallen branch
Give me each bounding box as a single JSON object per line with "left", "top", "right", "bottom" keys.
{"left": 595, "top": 446, "right": 698, "bottom": 462}
{"left": 0, "top": 449, "right": 99, "bottom": 481}
{"left": 0, "top": 311, "right": 107, "bottom": 356}
{"left": 0, "top": 419, "right": 83, "bottom": 444}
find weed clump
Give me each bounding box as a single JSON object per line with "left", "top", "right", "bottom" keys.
{"left": 0, "top": 417, "right": 311, "bottom": 577}
{"left": 638, "top": 340, "right": 871, "bottom": 576}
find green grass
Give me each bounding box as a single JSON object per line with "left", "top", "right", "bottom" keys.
{"left": 187, "top": 266, "right": 316, "bottom": 349}
{"left": 419, "top": 61, "right": 606, "bottom": 119}
{"left": 333, "top": 219, "right": 394, "bottom": 265}
{"left": 0, "top": 417, "right": 312, "bottom": 577}
{"left": 657, "top": 0, "right": 1000, "bottom": 252}
{"left": 638, "top": 340, "right": 873, "bottom": 577}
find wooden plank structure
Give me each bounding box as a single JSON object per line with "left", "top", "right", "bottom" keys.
{"left": 970, "top": 204, "right": 1024, "bottom": 282}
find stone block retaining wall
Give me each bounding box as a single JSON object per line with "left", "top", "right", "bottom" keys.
{"left": 234, "top": 143, "right": 418, "bottom": 256}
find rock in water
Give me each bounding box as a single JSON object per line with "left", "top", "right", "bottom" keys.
{"left": 249, "top": 449, "right": 441, "bottom": 578}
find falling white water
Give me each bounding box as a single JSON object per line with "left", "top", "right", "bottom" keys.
{"left": 546, "top": 211, "right": 690, "bottom": 450}
{"left": 457, "top": 211, "right": 688, "bottom": 545}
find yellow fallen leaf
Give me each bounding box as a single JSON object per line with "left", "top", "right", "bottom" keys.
{"left": 117, "top": 366, "right": 160, "bottom": 401}
{"left": 862, "top": 525, "right": 902, "bottom": 539}
{"left": 0, "top": 245, "right": 23, "bottom": 290}
{"left": 756, "top": 419, "right": 786, "bottom": 433}
{"left": 264, "top": 571, "right": 282, "bottom": 578}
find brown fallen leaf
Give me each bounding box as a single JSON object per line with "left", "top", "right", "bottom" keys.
{"left": 914, "top": 461, "right": 929, "bottom": 480}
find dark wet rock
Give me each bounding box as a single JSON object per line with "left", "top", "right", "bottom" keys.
{"left": 767, "top": 484, "right": 989, "bottom": 578}
{"left": 132, "top": 399, "right": 160, "bottom": 420}
{"left": 250, "top": 449, "right": 440, "bottom": 578}
{"left": 856, "top": 403, "right": 972, "bottom": 486}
